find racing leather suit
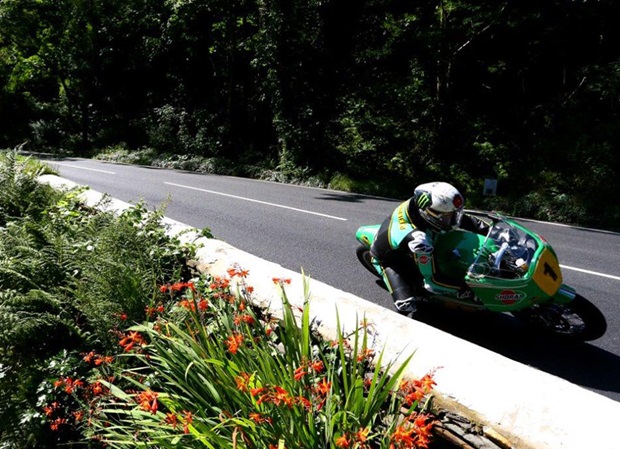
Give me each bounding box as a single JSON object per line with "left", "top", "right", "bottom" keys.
{"left": 370, "top": 197, "right": 489, "bottom": 306}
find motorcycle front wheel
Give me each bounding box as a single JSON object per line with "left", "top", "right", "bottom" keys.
{"left": 511, "top": 294, "right": 607, "bottom": 341}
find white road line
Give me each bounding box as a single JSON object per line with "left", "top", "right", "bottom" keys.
{"left": 561, "top": 265, "right": 620, "bottom": 281}
{"left": 164, "top": 182, "right": 348, "bottom": 221}
{"left": 53, "top": 163, "right": 116, "bottom": 175}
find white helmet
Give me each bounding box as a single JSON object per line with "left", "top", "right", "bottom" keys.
{"left": 414, "top": 182, "right": 464, "bottom": 232}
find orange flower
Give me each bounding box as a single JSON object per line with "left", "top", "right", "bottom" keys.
{"left": 250, "top": 384, "right": 297, "bottom": 408}
{"left": 400, "top": 372, "right": 437, "bottom": 407}
{"left": 49, "top": 417, "right": 67, "bottom": 431}
{"left": 294, "top": 366, "right": 308, "bottom": 381}
{"left": 314, "top": 378, "right": 331, "bottom": 396}
{"left": 162, "top": 281, "right": 197, "bottom": 293}
{"left": 91, "top": 381, "right": 106, "bottom": 396}
{"left": 404, "top": 388, "right": 425, "bottom": 406}
{"left": 225, "top": 333, "right": 244, "bottom": 354}
{"left": 165, "top": 412, "right": 179, "bottom": 429}
{"left": 391, "top": 425, "right": 416, "bottom": 447}
{"left": 210, "top": 276, "right": 230, "bottom": 290}
{"left": 335, "top": 433, "right": 351, "bottom": 448}
{"left": 170, "top": 282, "right": 185, "bottom": 291}
{"left": 249, "top": 412, "right": 272, "bottom": 424}
{"left": 356, "top": 426, "right": 370, "bottom": 444}
{"left": 390, "top": 413, "right": 435, "bottom": 449}
{"left": 94, "top": 355, "right": 114, "bottom": 366}
{"left": 272, "top": 277, "right": 292, "bottom": 285}
{"left": 310, "top": 359, "right": 324, "bottom": 373}
{"left": 83, "top": 351, "right": 95, "bottom": 364}
{"left": 356, "top": 348, "right": 375, "bottom": 363}
{"left": 43, "top": 405, "right": 55, "bottom": 417}
{"left": 136, "top": 389, "right": 159, "bottom": 414}
{"left": 272, "top": 385, "right": 294, "bottom": 408}
{"left": 419, "top": 373, "right": 436, "bottom": 391}
{"left": 256, "top": 392, "right": 270, "bottom": 406}
{"left": 411, "top": 414, "right": 435, "bottom": 447}
{"left": 250, "top": 387, "right": 266, "bottom": 397}
{"left": 330, "top": 338, "right": 351, "bottom": 349}
{"left": 235, "top": 372, "right": 251, "bottom": 392}
{"left": 178, "top": 299, "right": 196, "bottom": 311}
{"left": 296, "top": 395, "right": 312, "bottom": 411}
{"left": 63, "top": 378, "right": 83, "bottom": 394}
{"left": 119, "top": 331, "right": 145, "bottom": 352}
{"left": 234, "top": 313, "right": 255, "bottom": 326}
{"left": 228, "top": 267, "right": 250, "bottom": 278}
{"left": 182, "top": 411, "right": 193, "bottom": 434}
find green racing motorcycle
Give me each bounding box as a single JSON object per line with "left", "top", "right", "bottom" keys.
{"left": 355, "top": 212, "right": 607, "bottom": 341}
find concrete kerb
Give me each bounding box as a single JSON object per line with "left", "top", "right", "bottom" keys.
{"left": 39, "top": 174, "right": 620, "bottom": 449}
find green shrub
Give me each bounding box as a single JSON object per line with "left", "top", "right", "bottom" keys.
{"left": 0, "top": 152, "right": 198, "bottom": 447}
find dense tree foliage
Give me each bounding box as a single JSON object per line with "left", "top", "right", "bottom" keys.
{"left": 1, "top": 0, "right": 619, "bottom": 229}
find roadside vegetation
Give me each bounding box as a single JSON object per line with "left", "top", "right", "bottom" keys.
{"left": 0, "top": 151, "right": 438, "bottom": 448}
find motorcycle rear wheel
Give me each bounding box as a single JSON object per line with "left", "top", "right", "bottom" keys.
{"left": 511, "top": 294, "right": 607, "bottom": 341}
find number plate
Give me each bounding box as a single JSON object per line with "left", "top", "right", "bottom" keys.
{"left": 532, "top": 248, "right": 563, "bottom": 296}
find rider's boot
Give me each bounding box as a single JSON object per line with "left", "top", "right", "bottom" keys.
{"left": 383, "top": 267, "right": 421, "bottom": 315}
{"left": 394, "top": 296, "right": 418, "bottom": 314}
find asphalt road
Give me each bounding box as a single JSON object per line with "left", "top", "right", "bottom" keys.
{"left": 42, "top": 157, "right": 620, "bottom": 402}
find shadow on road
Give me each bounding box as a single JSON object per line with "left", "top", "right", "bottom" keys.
{"left": 415, "top": 308, "right": 620, "bottom": 400}
{"left": 315, "top": 192, "right": 377, "bottom": 203}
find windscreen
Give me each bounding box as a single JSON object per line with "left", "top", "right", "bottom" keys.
{"left": 468, "top": 220, "right": 539, "bottom": 279}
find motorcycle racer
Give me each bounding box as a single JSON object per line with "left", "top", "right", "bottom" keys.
{"left": 370, "top": 182, "right": 490, "bottom": 314}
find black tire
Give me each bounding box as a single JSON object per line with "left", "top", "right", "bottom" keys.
{"left": 356, "top": 245, "right": 382, "bottom": 279}
{"left": 511, "top": 294, "right": 607, "bottom": 341}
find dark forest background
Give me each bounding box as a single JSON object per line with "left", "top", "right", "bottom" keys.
{"left": 1, "top": 0, "right": 619, "bottom": 230}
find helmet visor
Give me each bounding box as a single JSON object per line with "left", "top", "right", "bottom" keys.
{"left": 428, "top": 208, "right": 463, "bottom": 229}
